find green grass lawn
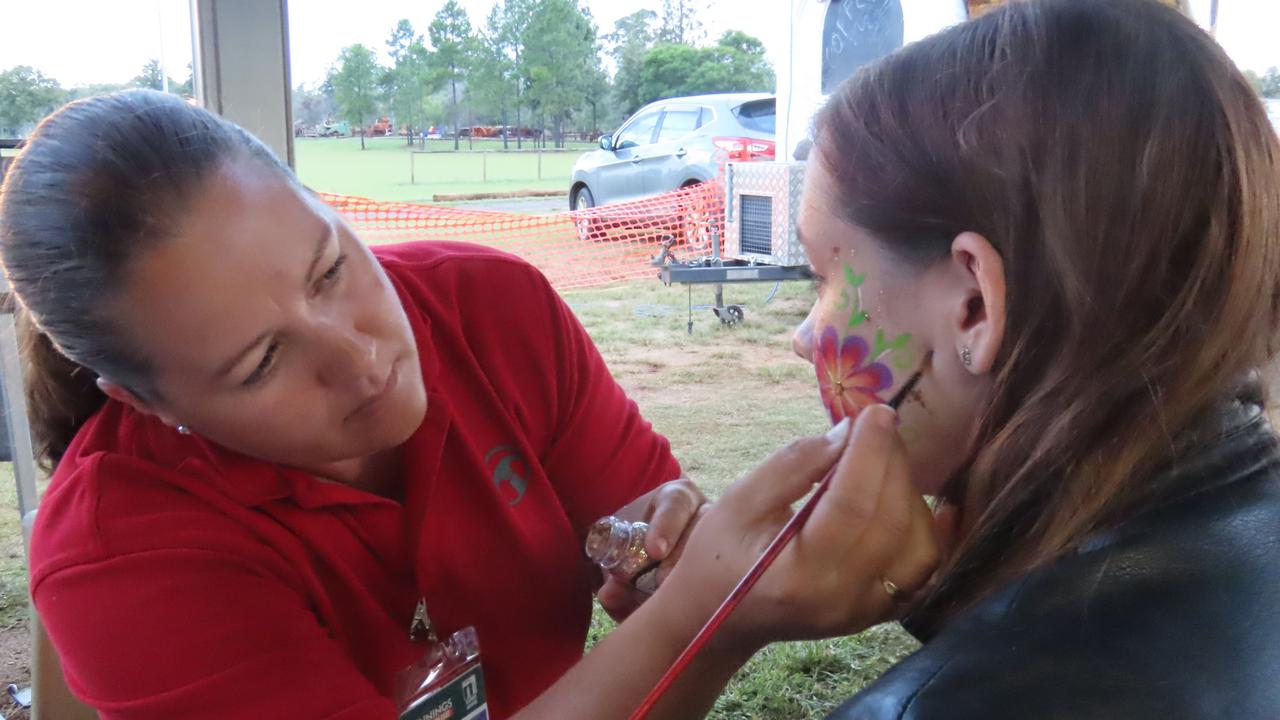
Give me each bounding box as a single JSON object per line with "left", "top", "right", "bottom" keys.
{"left": 294, "top": 137, "right": 592, "bottom": 203}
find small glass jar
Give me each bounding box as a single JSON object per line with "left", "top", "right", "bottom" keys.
{"left": 585, "top": 516, "right": 661, "bottom": 592}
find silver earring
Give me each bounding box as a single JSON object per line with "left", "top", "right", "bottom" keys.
{"left": 960, "top": 345, "right": 973, "bottom": 368}
{"left": 176, "top": 424, "right": 192, "bottom": 435}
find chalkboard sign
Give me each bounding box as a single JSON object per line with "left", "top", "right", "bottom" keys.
{"left": 821, "top": 0, "right": 905, "bottom": 94}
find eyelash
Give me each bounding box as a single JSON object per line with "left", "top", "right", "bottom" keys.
{"left": 241, "top": 254, "right": 347, "bottom": 388}
{"left": 319, "top": 253, "right": 348, "bottom": 288}
{"left": 243, "top": 342, "right": 278, "bottom": 387}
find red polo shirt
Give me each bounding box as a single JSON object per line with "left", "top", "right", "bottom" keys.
{"left": 30, "top": 242, "right": 680, "bottom": 719}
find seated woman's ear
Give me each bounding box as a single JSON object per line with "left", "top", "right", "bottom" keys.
{"left": 943, "top": 231, "right": 1006, "bottom": 376}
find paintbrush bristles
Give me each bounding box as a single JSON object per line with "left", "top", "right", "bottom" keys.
{"left": 886, "top": 351, "right": 932, "bottom": 410}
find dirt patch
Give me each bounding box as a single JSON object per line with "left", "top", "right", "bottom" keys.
{"left": 0, "top": 621, "right": 30, "bottom": 720}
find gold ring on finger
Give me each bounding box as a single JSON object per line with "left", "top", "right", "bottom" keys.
{"left": 882, "top": 578, "right": 904, "bottom": 602}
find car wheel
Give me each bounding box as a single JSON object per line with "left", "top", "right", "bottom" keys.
{"left": 573, "top": 186, "right": 603, "bottom": 242}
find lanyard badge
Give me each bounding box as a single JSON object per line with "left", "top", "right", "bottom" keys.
{"left": 396, "top": 599, "right": 488, "bottom": 720}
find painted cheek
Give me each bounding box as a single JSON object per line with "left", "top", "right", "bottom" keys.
{"left": 813, "top": 324, "right": 896, "bottom": 424}
{"left": 810, "top": 259, "right": 926, "bottom": 423}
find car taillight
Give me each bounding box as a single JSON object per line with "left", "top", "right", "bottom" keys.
{"left": 714, "top": 137, "right": 774, "bottom": 162}
{"left": 747, "top": 140, "right": 776, "bottom": 160}
{"left": 713, "top": 137, "right": 747, "bottom": 158}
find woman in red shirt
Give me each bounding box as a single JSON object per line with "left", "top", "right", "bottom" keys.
{"left": 0, "top": 91, "right": 936, "bottom": 719}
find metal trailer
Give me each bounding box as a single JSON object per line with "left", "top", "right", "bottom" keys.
{"left": 653, "top": 160, "right": 812, "bottom": 333}
{"left": 656, "top": 255, "right": 813, "bottom": 334}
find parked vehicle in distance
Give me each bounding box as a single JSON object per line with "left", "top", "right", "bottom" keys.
{"left": 570, "top": 93, "right": 776, "bottom": 211}
{"left": 318, "top": 120, "right": 351, "bottom": 137}
{"left": 367, "top": 117, "right": 394, "bottom": 136}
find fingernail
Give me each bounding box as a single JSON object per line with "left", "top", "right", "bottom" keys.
{"left": 653, "top": 538, "right": 670, "bottom": 557}
{"left": 869, "top": 404, "right": 898, "bottom": 430}
{"left": 826, "top": 416, "right": 852, "bottom": 442}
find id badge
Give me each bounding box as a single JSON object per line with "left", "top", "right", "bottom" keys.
{"left": 395, "top": 626, "right": 488, "bottom": 720}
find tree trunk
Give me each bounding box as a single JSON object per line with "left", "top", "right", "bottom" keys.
{"left": 502, "top": 107, "right": 509, "bottom": 150}
{"left": 467, "top": 107, "right": 473, "bottom": 151}
{"left": 516, "top": 101, "right": 523, "bottom": 150}
{"left": 452, "top": 79, "right": 460, "bottom": 151}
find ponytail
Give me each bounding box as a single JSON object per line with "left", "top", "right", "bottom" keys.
{"left": 16, "top": 308, "right": 104, "bottom": 469}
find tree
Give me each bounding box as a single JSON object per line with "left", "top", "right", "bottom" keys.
{"left": 581, "top": 59, "right": 610, "bottom": 138}
{"left": 384, "top": 20, "right": 436, "bottom": 145}
{"left": 0, "top": 66, "right": 64, "bottom": 136}
{"left": 606, "top": 10, "right": 658, "bottom": 118}
{"left": 470, "top": 6, "right": 518, "bottom": 149}
{"left": 494, "top": 0, "right": 537, "bottom": 148}
{"left": 173, "top": 62, "right": 194, "bottom": 97}
{"left": 293, "top": 83, "right": 335, "bottom": 128}
{"left": 1243, "top": 69, "right": 1264, "bottom": 96}
{"left": 692, "top": 31, "right": 774, "bottom": 95}
{"left": 327, "top": 44, "right": 382, "bottom": 149}
{"left": 524, "top": 0, "right": 601, "bottom": 148}
{"left": 637, "top": 43, "right": 703, "bottom": 104}
{"left": 1261, "top": 67, "right": 1280, "bottom": 99}
{"left": 657, "top": 0, "right": 707, "bottom": 46}
{"left": 65, "top": 83, "right": 128, "bottom": 102}
{"left": 129, "top": 59, "right": 186, "bottom": 95}
{"left": 131, "top": 59, "right": 165, "bottom": 91}
{"left": 428, "top": 1, "right": 476, "bottom": 150}
{"left": 637, "top": 30, "right": 774, "bottom": 106}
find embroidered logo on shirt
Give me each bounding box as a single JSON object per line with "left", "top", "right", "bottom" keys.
{"left": 484, "top": 445, "right": 529, "bottom": 506}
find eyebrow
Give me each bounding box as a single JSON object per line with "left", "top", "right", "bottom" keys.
{"left": 213, "top": 222, "right": 333, "bottom": 381}
{"left": 305, "top": 220, "right": 336, "bottom": 285}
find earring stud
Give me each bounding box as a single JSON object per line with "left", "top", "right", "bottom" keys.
{"left": 176, "top": 424, "right": 192, "bottom": 435}
{"left": 960, "top": 345, "right": 973, "bottom": 368}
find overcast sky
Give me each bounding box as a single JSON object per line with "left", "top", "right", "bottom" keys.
{"left": 0, "top": 0, "right": 1276, "bottom": 90}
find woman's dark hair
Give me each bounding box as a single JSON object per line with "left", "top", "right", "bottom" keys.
{"left": 0, "top": 90, "right": 289, "bottom": 467}
{"left": 815, "top": 0, "right": 1280, "bottom": 629}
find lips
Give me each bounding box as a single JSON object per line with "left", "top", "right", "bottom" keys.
{"left": 346, "top": 358, "right": 401, "bottom": 423}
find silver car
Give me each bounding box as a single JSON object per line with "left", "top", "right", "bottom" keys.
{"left": 570, "top": 93, "right": 776, "bottom": 210}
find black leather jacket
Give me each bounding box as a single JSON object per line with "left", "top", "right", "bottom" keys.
{"left": 829, "top": 399, "right": 1280, "bottom": 720}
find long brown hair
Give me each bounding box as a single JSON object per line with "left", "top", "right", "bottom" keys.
{"left": 815, "top": 0, "right": 1280, "bottom": 629}
{"left": 0, "top": 90, "right": 287, "bottom": 468}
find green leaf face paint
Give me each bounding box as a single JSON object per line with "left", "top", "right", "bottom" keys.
{"left": 842, "top": 264, "right": 870, "bottom": 328}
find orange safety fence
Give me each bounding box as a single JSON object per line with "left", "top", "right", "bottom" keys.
{"left": 321, "top": 179, "right": 725, "bottom": 291}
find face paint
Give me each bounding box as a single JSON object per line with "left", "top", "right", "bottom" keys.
{"left": 814, "top": 326, "right": 894, "bottom": 424}
{"left": 872, "top": 328, "right": 916, "bottom": 370}
{"left": 814, "top": 261, "right": 920, "bottom": 424}
{"left": 840, "top": 264, "right": 871, "bottom": 328}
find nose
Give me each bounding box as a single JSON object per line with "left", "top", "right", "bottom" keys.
{"left": 318, "top": 321, "right": 379, "bottom": 390}
{"left": 793, "top": 310, "right": 817, "bottom": 363}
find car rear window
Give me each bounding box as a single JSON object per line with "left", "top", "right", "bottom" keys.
{"left": 733, "top": 99, "right": 776, "bottom": 134}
